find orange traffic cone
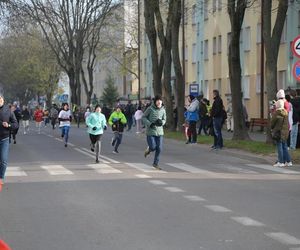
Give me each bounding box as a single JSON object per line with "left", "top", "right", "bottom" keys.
{"left": 0, "top": 239, "right": 12, "bottom": 250}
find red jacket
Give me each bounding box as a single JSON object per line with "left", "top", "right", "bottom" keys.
{"left": 34, "top": 110, "right": 43, "bottom": 122}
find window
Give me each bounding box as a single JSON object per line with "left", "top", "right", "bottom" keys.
{"left": 213, "top": 37, "right": 217, "bottom": 55}
{"left": 213, "top": 0, "right": 217, "bottom": 12}
{"left": 203, "top": 80, "right": 209, "bottom": 98}
{"left": 144, "top": 58, "right": 147, "bottom": 74}
{"left": 204, "top": 0, "right": 208, "bottom": 20}
{"left": 227, "top": 32, "right": 232, "bottom": 55}
{"left": 197, "top": 62, "right": 200, "bottom": 75}
{"left": 244, "top": 27, "right": 251, "bottom": 51}
{"left": 242, "top": 76, "right": 250, "bottom": 99}
{"left": 218, "top": 0, "right": 222, "bottom": 10}
{"left": 192, "top": 43, "right": 197, "bottom": 63}
{"left": 256, "top": 23, "right": 261, "bottom": 44}
{"left": 192, "top": 5, "right": 196, "bottom": 25}
{"left": 278, "top": 70, "right": 286, "bottom": 89}
{"left": 218, "top": 35, "right": 222, "bottom": 54}
{"left": 204, "top": 40, "right": 209, "bottom": 60}
{"left": 281, "top": 20, "right": 287, "bottom": 43}
{"left": 201, "top": 41, "right": 203, "bottom": 55}
{"left": 256, "top": 74, "right": 261, "bottom": 94}
{"left": 185, "top": 46, "right": 188, "bottom": 61}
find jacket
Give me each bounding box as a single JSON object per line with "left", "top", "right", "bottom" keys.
{"left": 21, "top": 109, "right": 30, "bottom": 120}
{"left": 108, "top": 111, "right": 127, "bottom": 133}
{"left": 142, "top": 104, "right": 166, "bottom": 136}
{"left": 211, "top": 96, "right": 224, "bottom": 118}
{"left": 186, "top": 98, "right": 199, "bottom": 122}
{"left": 271, "top": 109, "right": 289, "bottom": 141}
{"left": 58, "top": 109, "right": 71, "bottom": 127}
{"left": 86, "top": 112, "right": 107, "bottom": 135}
{"left": 0, "top": 105, "right": 18, "bottom": 140}
{"left": 34, "top": 110, "right": 43, "bottom": 122}
{"left": 291, "top": 97, "right": 300, "bottom": 124}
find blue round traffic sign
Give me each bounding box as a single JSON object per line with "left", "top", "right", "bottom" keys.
{"left": 293, "top": 61, "right": 300, "bottom": 81}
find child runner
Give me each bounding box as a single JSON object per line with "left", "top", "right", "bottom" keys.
{"left": 86, "top": 105, "right": 107, "bottom": 163}
{"left": 108, "top": 106, "right": 127, "bottom": 154}
{"left": 58, "top": 103, "right": 72, "bottom": 147}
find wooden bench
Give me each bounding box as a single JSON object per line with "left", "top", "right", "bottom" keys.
{"left": 250, "top": 118, "right": 268, "bottom": 131}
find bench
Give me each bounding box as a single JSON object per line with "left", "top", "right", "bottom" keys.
{"left": 250, "top": 118, "right": 268, "bottom": 131}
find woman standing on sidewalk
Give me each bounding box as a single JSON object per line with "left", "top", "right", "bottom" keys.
{"left": 271, "top": 99, "right": 292, "bottom": 167}
{"left": 143, "top": 95, "right": 166, "bottom": 170}
{"left": 86, "top": 105, "right": 107, "bottom": 163}
{"left": 58, "top": 103, "right": 72, "bottom": 147}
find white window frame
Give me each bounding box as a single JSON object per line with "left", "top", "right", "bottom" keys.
{"left": 244, "top": 27, "right": 251, "bottom": 52}
{"left": 204, "top": 40, "right": 209, "bottom": 60}
{"left": 242, "top": 75, "right": 250, "bottom": 99}
{"left": 192, "top": 43, "right": 197, "bottom": 63}
{"left": 218, "top": 35, "right": 222, "bottom": 54}
{"left": 204, "top": 0, "right": 208, "bottom": 20}
{"left": 192, "top": 5, "right": 196, "bottom": 25}
{"left": 256, "top": 74, "right": 261, "bottom": 94}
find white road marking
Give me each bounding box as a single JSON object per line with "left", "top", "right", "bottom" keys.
{"left": 68, "top": 143, "right": 75, "bottom": 147}
{"left": 247, "top": 164, "right": 300, "bottom": 174}
{"left": 231, "top": 217, "right": 265, "bottom": 227}
{"left": 6, "top": 167, "right": 27, "bottom": 177}
{"left": 88, "top": 164, "right": 122, "bottom": 174}
{"left": 148, "top": 180, "right": 167, "bottom": 185}
{"left": 126, "top": 163, "right": 167, "bottom": 173}
{"left": 41, "top": 165, "right": 74, "bottom": 175}
{"left": 55, "top": 138, "right": 63, "bottom": 142}
{"left": 184, "top": 195, "right": 206, "bottom": 201}
{"left": 81, "top": 148, "right": 119, "bottom": 164}
{"left": 135, "top": 174, "right": 151, "bottom": 179}
{"left": 74, "top": 148, "right": 110, "bottom": 163}
{"left": 217, "top": 164, "right": 258, "bottom": 174}
{"left": 265, "top": 232, "right": 300, "bottom": 245}
{"left": 166, "top": 163, "right": 212, "bottom": 174}
{"left": 205, "top": 205, "right": 232, "bottom": 213}
{"left": 164, "top": 187, "right": 185, "bottom": 193}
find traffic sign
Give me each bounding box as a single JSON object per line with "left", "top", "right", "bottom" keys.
{"left": 292, "top": 61, "right": 300, "bottom": 81}
{"left": 189, "top": 84, "right": 199, "bottom": 97}
{"left": 292, "top": 35, "right": 300, "bottom": 58}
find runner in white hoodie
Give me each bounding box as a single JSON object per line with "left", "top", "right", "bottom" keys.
{"left": 58, "top": 103, "right": 72, "bottom": 147}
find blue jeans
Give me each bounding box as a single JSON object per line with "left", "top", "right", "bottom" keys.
{"left": 213, "top": 117, "right": 223, "bottom": 148}
{"left": 61, "top": 126, "right": 70, "bottom": 144}
{"left": 0, "top": 138, "right": 10, "bottom": 179}
{"left": 112, "top": 132, "right": 123, "bottom": 151}
{"left": 276, "top": 140, "right": 291, "bottom": 163}
{"left": 147, "top": 136, "right": 163, "bottom": 165}
{"left": 290, "top": 124, "right": 298, "bottom": 150}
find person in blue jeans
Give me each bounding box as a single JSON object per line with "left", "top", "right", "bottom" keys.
{"left": 211, "top": 90, "right": 224, "bottom": 149}
{"left": 0, "top": 93, "right": 19, "bottom": 192}
{"left": 143, "top": 95, "right": 166, "bottom": 170}
{"left": 58, "top": 103, "right": 72, "bottom": 147}
{"left": 271, "top": 99, "right": 292, "bottom": 167}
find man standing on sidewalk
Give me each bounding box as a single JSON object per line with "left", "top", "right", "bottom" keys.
{"left": 0, "top": 93, "right": 18, "bottom": 192}
{"left": 143, "top": 95, "right": 166, "bottom": 170}
{"left": 211, "top": 89, "right": 224, "bottom": 150}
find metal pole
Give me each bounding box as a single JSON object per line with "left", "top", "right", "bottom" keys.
{"left": 182, "top": 0, "right": 186, "bottom": 89}
{"left": 260, "top": 0, "right": 264, "bottom": 120}
{"left": 138, "top": 0, "right": 141, "bottom": 105}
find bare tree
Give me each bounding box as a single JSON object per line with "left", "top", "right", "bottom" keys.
{"left": 227, "top": 0, "right": 251, "bottom": 140}
{"left": 11, "top": 0, "right": 114, "bottom": 106}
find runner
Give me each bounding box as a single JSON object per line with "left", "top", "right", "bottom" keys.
{"left": 33, "top": 106, "right": 43, "bottom": 134}
{"left": 58, "top": 103, "right": 72, "bottom": 147}
{"left": 21, "top": 105, "right": 30, "bottom": 134}
{"left": 108, "top": 106, "right": 127, "bottom": 154}
{"left": 142, "top": 95, "right": 166, "bottom": 170}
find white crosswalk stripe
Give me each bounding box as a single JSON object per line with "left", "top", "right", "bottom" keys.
{"left": 74, "top": 148, "right": 110, "bottom": 164}
{"left": 247, "top": 164, "right": 300, "bottom": 174}
{"left": 6, "top": 167, "right": 27, "bottom": 177}
{"left": 41, "top": 165, "right": 74, "bottom": 175}
{"left": 231, "top": 217, "right": 265, "bottom": 227}
{"left": 88, "top": 164, "right": 122, "bottom": 174}
{"left": 166, "top": 163, "right": 213, "bottom": 174}
{"left": 125, "top": 162, "right": 167, "bottom": 173}
{"left": 80, "top": 148, "right": 119, "bottom": 164}
{"left": 265, "top": 232, "right": 300, "bottom": 245}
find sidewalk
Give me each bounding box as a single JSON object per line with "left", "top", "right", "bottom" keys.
{"left": 222, "top": 129, "right": 266, "bottom": 142}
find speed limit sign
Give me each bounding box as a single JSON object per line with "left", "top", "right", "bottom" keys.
{"left": 292, "top": 35, "right": 300, "bottom": 58}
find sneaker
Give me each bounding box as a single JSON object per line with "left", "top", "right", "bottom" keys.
{"left": 64, "top": 144, "right": 67, "bottom": 147}
{"left": 285, "top": 162, "right": 293, "bottom": 167}
{"left": 112, "top": 150, "right": 119, "bottom": 154}
{"left": 273, "top": 162, "right": 284, "bottom": 167}
{"left": 185, "top": 140, "right": 189, "bottom": 144}
{"left": 13, "top": 140, "right": 16, "bottom": 144}
{"left": 144, "top": 147, "right": 150, "bottom": 158}
{"left": 61, "top": 134, "right": 64, "bottom": 138}
{"left": 96, "top": 159, "right": 99, "bottom": 163}
{"left": 152, "top": 164, "right": 162, "bottom": 170}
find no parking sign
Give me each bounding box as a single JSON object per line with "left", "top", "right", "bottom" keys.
{"left": 293, "top": 61, "right": 300, "bottom": 82}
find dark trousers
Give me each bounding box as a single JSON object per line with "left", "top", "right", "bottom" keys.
{"left": 213, "top": 117, "right": 223, "bottom": 148}
{"left": 188, "top": 121, "right": 197, "bottom": 143}
{"left": 198, "top": 117, "right": 209, "bottom": 135}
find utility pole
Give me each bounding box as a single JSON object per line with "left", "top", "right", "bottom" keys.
{"left": 260, "top": 0, "right": 264, "bottom": 121}
{"left": 137, "top": 0, "right": 141, "bottom": 105}
{"left": 182, "top": 0, "right": 186, "bottom": 89}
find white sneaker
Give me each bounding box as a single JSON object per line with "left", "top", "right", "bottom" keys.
{"left": 285, "top": 162, "right": 293, "bottom": 167}
{"left": 273, "top": 162, "right": 285, "bottom": 167}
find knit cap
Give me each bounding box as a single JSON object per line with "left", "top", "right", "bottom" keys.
{"left": 276, "top": 89, "right": 285, "bottom": 99}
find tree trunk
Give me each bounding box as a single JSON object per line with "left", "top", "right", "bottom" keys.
{"left": 171, "top": 0, "right": 184, "bottom": 130}
{"left": 67, "top": 69, "right": 77, "bottom": 105}
{"left": 227, "top": 0, "right": 250, "bottom": 141}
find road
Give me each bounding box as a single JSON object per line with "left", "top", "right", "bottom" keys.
{"left": 1, "top": 123, "right": 300, "bottom": 250}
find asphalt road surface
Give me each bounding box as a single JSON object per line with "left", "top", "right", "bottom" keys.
{"left": 1, "top": 123, "right": 300, "bottom": 250}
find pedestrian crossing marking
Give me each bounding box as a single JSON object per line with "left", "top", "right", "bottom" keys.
{"left": 247, "top": 164, "right": 300, "bottom": 174}
{"left": 74, "top": 148, "right": 110, "bottom": 164}
{"left": 265, "top": 232, "right": 300, "bottom": 245}
{"left": 80, "top": 148, "right": 118, "bottom": 164}
{"left": 205, "top": 205, "right": 232, "bottom": 213}
{"left": 184, "top": 195, "right": 206, "bottom": 201}
{"left": 41, "top": 165, "right": 74, "bottom": 175}
{"left": 166, "top": 163, "right": 213, "bottom": 174}
{"left": 125, "top": 163, "right": 167, "bottom": 173}
{"left": 6, "top": 167, "right": 27, "bottom": 177}
{"left": 164, "top": 187, "right": 185, "bottom": 193}
{"left": 135, "top": 174, "right": 151, "bottom": 179}
{"left": 88, "top": 164, "right": 122, "bottom": 174}
{"left": 231, "top": 217, "right": 265, "bottom": 227}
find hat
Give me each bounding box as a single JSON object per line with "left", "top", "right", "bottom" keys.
{"left": 275, "top": 99, "right": 285, "bottom": 110}
{"left": 276, "top": 89, "right": 285, "bottom": 99}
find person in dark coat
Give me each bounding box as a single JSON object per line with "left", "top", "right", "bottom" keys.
{"left": 211, "top": 90, "right": 224, "bottom": 149}
{"left": 0, "top": 94, "right": 19, "bottom": 191}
